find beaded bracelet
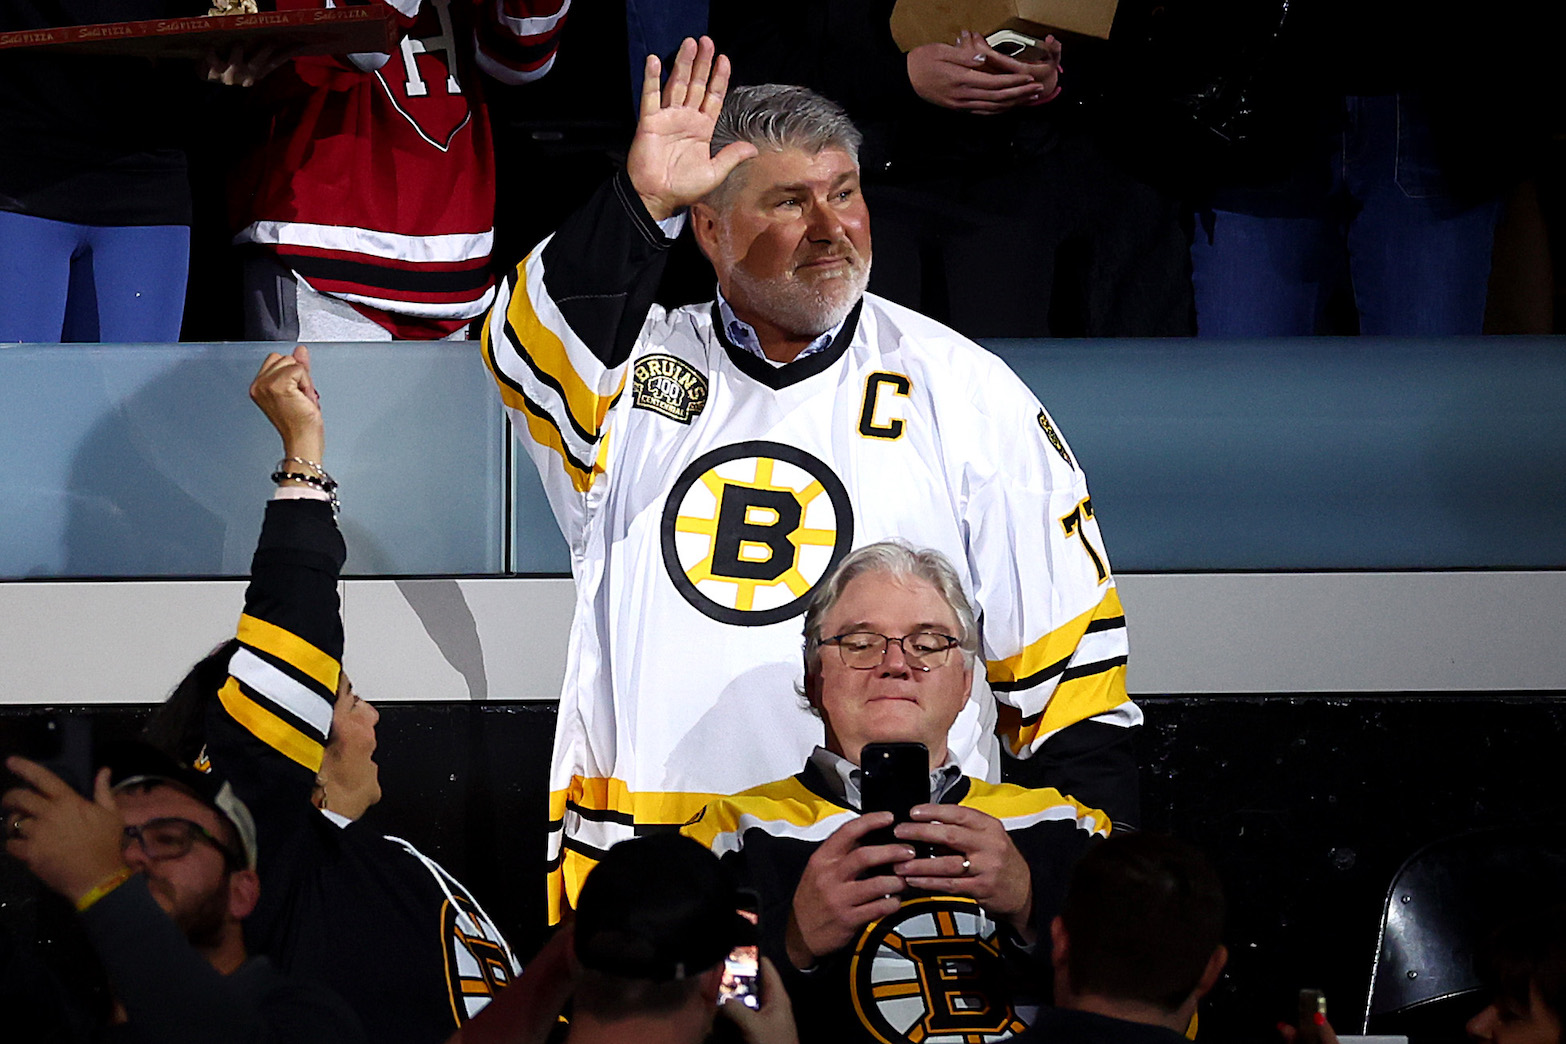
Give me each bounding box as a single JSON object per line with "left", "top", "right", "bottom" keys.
{"left": 75, "top": 865, "right": 134, "bottom": 913}
{"left": 280, "top": 455, "right": 329, "bottom": 479}
{"left": 271, "top": 468, "right": 341, "bottom": 515}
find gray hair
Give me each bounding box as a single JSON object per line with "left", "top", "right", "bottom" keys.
{"left": 705, "top": 84, "right": 863, "bottom": 209}
{"left": 801, "top": 541, "right": 980, "bottom": 682}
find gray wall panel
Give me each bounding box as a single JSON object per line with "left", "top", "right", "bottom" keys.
{"left": 4, "top": 573, "right": 1558, "bottom": 706}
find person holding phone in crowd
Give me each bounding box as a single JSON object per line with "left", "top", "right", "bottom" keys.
{"left": 3, "top": 741, "right": 365, "bottom": 1042}
{"left": 684, "top": 541, "right": 1109, "bottom": 1044}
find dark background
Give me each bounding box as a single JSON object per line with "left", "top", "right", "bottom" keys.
{"left": 6, "top": 693, "right": 1564, "bottom": 1041}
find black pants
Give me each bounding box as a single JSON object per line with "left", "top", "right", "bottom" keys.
{"left": 864, "top": 133, "right": 1194, "bottom": 339}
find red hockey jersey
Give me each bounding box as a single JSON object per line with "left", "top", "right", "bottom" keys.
{"left": 233, "top": 0, "right": 568, "bottom": 338}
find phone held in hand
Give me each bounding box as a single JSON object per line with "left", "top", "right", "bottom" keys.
{"left": 860, "top": 741, "right": 932, "bottom": 856}
{"left": 1298, "top": 988, "right": 1328, "bottom": 1044}
{"left": 985, "top": 28, "right": 1051, "bottom": 63}
{"left": 718, "top": 892, "right": 761, "bottom": 1010}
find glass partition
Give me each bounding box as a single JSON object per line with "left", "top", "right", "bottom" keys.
{"left": 0, "top": 342, "right": 507, "bottom": 578}
{"left": 5, "top": 337, "right": 1563, "bottom": 579}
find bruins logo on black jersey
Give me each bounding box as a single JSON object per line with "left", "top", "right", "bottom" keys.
{"left": 849, "top": 896, "right": 1030, "bottom": 1044}
{"left": 659, "top": 441, "right": 854, "bottom": 626}
{"left": 441, "top": 893, "right": 516, "bottom": 1023}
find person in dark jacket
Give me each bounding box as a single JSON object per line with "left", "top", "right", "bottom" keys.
{"left": 2, "top": 741, "right": 364, "bottom": 1043}
{"left": 141, "top": 346, "right": 521, "bottom": 1044}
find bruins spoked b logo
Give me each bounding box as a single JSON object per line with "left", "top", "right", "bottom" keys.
{"left": 849, "top": 896, "right": 1029, "bottom": 1044}
{"left": 441, "top": 894, "right": 516, "bottom": 1022}
{"left": 660, "top": 441, "right": 854, "bottom": 626}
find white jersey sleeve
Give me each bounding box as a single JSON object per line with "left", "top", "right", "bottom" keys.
{"left": 955, "top": 353, "right": 1136, "bottom": 757}
{"left": 481, "top": 171, "right": 672, "bottom": 549}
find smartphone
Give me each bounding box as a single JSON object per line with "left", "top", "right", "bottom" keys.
{"left": 860, "top": 742, "right": 931, "bottom": 855}
{"left": 4, "top": 713, "right": 94, "bottom": 797}
{"left": 1298, "top": 989, "right": 1328, "bottom": 1044}
{"left": 717, "top": 897, "right": 761, "bottom": 1010}
{"left": 985, "top": 29, "right": 1051, "bottom": 63}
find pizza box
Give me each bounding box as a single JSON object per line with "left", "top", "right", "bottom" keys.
{"left": 0, "top": 7, "right": 397, "bottom": 59}
{"left": 890, "top": 0, "right": 1118, "bottom": 48}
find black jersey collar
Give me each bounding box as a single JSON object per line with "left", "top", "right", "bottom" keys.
{"left": 713, "top": 298, "right": 863, "bottom": 390}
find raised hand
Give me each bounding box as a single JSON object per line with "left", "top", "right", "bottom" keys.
{"left": 626, "top": 36, "right": 758, "bottom": 221}
{"left": 249, "top": 345, "right": 324, "bottom": 465}
{"left": 3, "top": 760, "right": 128, "bottom": 905}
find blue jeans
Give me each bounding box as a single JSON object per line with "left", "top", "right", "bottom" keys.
{"left": 1191, "top": 93, "right": 1501, "bottom": 337}
{"left": 0, "top": 211, "right": 189, "bottom": 343}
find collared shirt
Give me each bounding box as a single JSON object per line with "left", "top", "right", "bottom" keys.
{"left": 716, "top": 287, "right": 845, "bottom": 367}
{"left": 806, "top": 745, "right": 965, "bottom": 810}
{"left": 654, "top": 211, "right": 847, "bottom": 368}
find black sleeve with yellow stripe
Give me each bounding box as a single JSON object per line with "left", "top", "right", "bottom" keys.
{"left": 206, "top": 499, "right": 345, "bottom": 823}
{"left": 483, "top": 169, "right": 680, "bottom": 501}
{"left": 533, "top": 168, "right": 674, "bottom": 369}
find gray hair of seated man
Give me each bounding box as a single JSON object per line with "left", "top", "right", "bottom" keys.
{"left": 703, "top": 84, "right": 864, "bottom": 210}
{"left": 800, "top": 540, "right": 980, "bottom": 681}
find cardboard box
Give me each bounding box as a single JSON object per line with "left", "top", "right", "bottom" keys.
{"left": 890, "top": 0, "right": 1118, "bottom": 49}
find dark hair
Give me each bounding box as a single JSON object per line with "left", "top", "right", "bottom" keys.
{"left": 1061, "top": 833, "right": 1225, "bottom": 1012}
{"left": 141, "top": 640, "right": 239, "bottom": 764}
{"left": 1481, "top": 907, "right": 1566, "bottom": 1026}
{"left": 573, "top": 968, "right": 707, "bottom": 1020}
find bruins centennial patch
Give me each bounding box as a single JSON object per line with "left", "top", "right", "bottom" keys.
{"left": 632, "top": 353, "right": 708, "bottom": 423}
{"left": 848, "top": 896, "right": 1031, "bottom": 1044}
{"left": 660, "top": 440, "right": 854, "bottom": 626}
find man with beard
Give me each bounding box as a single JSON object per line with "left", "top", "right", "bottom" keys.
{"left": 2, "top": 743, "right": 362, "bottom": 1042}
{"left": 483, "top": 37, "right": 1137, "bottom": 921}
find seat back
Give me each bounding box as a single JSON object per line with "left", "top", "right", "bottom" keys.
{"left": 1364, "top": 827, "right": 1566, "bottom": 1031}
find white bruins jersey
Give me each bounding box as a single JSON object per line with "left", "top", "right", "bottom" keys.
{"left": 483, "top": 171, "right": 1135, "bottom": 920}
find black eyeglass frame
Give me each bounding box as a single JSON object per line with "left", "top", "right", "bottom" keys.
{"left": 819, "top": 631, "right": 962, "bottom": 672}
{"left": 122, "top": 816, "right": 243, "bottom": 870}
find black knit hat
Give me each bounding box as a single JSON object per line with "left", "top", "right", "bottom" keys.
{"left": 575, "top": 834, "right": 751, "bottom": 981}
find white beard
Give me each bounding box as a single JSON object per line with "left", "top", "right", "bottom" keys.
{"left": 723, "top": 252, "right": 872, "bottom": 341}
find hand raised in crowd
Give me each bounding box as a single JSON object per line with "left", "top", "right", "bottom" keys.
{"left": 907, "top": 30, "right": 1063, "bottom": 113}
{"left": 249, "top": 345, "right": 324, "bottom": 466}
{"left": 894, "top": 803, "right": 1036, "bottom": 937}
{"left": 2, "top": 759, "right": 128, "bottom": 905}
{"left": 626, "top": 35, "right": 758, "bottom": 222}
{"left": 718, "top": 957, "right": 800, "bottom": 1044}
{"left": 785, "top": 812, "right": 907, "bottom": 969}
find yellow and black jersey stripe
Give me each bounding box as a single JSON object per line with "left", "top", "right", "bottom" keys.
{"left": 483, "top": 170, "right": 676, "bottom": 494}
{"left": 987, "top": 587, "right": 1131, "bottom": 755}
{"left": 683, "top": 770, "right": 1110, "bottom": 857}
{"left": 217, "top": 499, "right": 346, "bottom": 778}
{"left": 546, "top": 775, "right": 723, "bottom": 923}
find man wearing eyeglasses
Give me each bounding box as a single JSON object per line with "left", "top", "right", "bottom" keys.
{"left": 1, "top": 742, "right": 363, "bottom": 1042}
{"left": 684, "top": 542, "right": 1110, "bottom": 1044}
